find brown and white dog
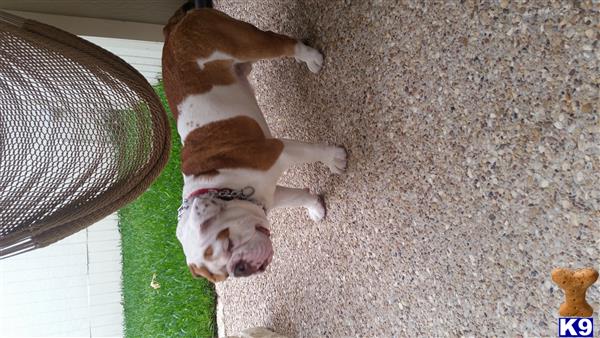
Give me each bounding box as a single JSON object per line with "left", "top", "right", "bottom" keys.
{"left": 162, "top": 2, "right": 346, "bottom": 282}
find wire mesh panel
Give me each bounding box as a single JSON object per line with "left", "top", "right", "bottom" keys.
{"left": 0, "top": 11, "right": 171, "bottom": 258}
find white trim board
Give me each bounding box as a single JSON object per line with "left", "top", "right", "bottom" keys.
{"left": 4, "top": 9, "right": 164, "bottom": 42}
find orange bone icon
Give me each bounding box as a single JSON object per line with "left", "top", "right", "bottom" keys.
{"left": 551, "top": 267, "right": 598, "bottom": 317}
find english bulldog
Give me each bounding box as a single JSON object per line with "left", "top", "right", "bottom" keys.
{"left": 162, "top": 2, "right": 346, "bottom": 282}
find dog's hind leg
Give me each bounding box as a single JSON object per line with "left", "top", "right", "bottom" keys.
{"left": 226, "top": 25, "right": 323, "bottom": 73}
{"left": 184, "top": 10, "right": 323, "bottom": 72}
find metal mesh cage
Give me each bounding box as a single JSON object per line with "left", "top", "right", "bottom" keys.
{"left": 0, "top": 11, "right": 171, "bottom": 258}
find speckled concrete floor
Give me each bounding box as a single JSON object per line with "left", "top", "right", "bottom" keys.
{"left": 214, "top": 1, "right": 599, "bottom": 337}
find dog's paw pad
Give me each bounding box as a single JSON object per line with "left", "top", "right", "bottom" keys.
{"left": 308, "top": 195, "right": 326, "bottom": 222}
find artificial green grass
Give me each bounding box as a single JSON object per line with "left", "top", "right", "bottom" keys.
{"left": 118, "top": 83, "right": 217, "bottom": 337}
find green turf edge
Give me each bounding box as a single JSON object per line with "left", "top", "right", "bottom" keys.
{"left": 118, "top": 83, "right": 217, "bottom": 338}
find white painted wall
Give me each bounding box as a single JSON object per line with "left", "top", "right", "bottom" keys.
{"left": 0, "top": 214, "right": 123, "bottom": 337}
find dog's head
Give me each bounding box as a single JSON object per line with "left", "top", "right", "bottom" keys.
{"left": 176, "top": 197, "right": 273, "bottom": 282}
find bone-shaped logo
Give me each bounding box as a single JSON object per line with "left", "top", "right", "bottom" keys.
{"left": 552, "top": 267, "right": 598, "bottom": 317}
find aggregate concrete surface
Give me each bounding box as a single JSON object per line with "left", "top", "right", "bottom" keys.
{"left": 214, "top": 1, "right": 599, "bottom": 336}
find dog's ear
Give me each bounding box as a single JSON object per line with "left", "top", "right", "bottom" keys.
{"left": 189, "top": 263, "right": 227, "bottom": 282}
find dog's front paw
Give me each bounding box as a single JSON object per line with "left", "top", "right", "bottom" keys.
{"left": 294, "top": 43, "right": 323, "bottom": 73}
{"left": 305, "top": 50, "right": 323, "bottom": 73}
{"left": 325, "top": 146, "right": 347, "bottom": 174}
{"left": 307, "top": 195, "right": 326, "bottom": 222}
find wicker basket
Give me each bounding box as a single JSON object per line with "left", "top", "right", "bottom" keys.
{"left": 0, "top": 11, "right": 171, "bottom": 258}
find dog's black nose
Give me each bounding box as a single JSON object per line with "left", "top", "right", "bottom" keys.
{"left": 234, "top": 261, "right": 253, "bottom": 277}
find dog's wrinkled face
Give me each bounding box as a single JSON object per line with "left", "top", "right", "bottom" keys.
{"left": 176, "top": 197, "right": 273, "bottom": 282}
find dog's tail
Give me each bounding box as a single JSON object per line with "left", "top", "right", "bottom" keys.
{"left": 163, "top": 1, "right": 213, "bottom": 37}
